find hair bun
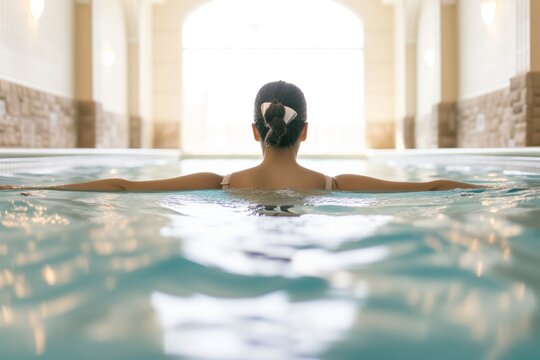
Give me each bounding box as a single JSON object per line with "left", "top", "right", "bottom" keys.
{"left": 263, "top": 101, "right": 287, "bottom": 146}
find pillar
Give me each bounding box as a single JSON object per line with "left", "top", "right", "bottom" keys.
{"left": 436, "top": 0, "right": 458, "bottom": 148}
{"left": 75, "top": 0, "right": 100, "bottom": 148}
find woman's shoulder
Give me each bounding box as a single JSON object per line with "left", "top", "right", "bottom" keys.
{"left": 226, "top": 167, "right": 258, "bottom": 180}
{"left": 299, "top": 166, "right": 333, "bottom": 181}
{"left": 221, "top": 167, "right": 259, "bottom": 188}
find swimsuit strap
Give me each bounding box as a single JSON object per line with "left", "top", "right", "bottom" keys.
{"left": 222, "top": 173, "right": 333, "bottom": 190}
{"left": 324, "top": 175, "right": 334, "bottom": 190}
{"left": 221, "top": 174, "right": 231, "bottom": 189}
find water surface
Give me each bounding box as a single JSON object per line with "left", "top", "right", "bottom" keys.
{"left": 0, "top": 157, "right": 539, "bottom": 359}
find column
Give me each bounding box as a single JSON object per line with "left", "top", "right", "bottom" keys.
{"left": 436, "top": 0, "right": 457, "bottom": 148}
{"left": 75, "top": 0, "right": 100, "bottom": 147}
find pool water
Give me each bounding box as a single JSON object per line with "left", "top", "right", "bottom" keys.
{"left": 0, "top": 156, "right": 539, "bottom": 359}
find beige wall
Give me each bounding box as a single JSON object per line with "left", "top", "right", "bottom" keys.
{"left": 394, "top": 0, "right": 406, "bottom": 122}
{"left": 458, "top": 0, "right": 519, "bottom": 100}
{"left": 0, "top": 0, "right": 74, "bottom": 97}
{"left": 342, "top": 0, "right": 395, "bottom": 126}
{"left": 530, "top": 0, "right": 540, "bottom": 71}
{"left": 152, "top": 0, "right": 192, "bottom": 142}
{"left": 416, "top": 0, "right": 440, "bottom": 117}
{"left": 152, "top": 0, "right": 395, "bottom": 149}
{"left": 125, "top": 0, "right": 154, "bottom": 147}
{"left": 94, "top": 0, "right": 128, "bottom": 115}
{"left": 394, "top": 0, "right": 405, "bottom": 148}
{"left": 139, "top": 0, "right": 154, "bottom": 122}
{"left": 405, "top": 43, "right": 416, "bottom": 115}
{"left": 440, "top": 2, "right": 457, "bottom": 102}
{"left": 75, "top": 1, "right": 93, "bottom": 101}
{"left": 393, "top": 0, "right": 418, "bottom": 149}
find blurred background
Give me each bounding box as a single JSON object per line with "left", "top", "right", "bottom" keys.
{"left": 0, "top": 0, "right": 538, "bottom": 155}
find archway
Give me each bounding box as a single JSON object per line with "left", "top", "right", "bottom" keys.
{"left": 182, "top": 0, "right": 365, "bottom": 154}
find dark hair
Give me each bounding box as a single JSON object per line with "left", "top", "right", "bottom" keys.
{"left": 254, "top": 81, "right": 307, "bottom": 148}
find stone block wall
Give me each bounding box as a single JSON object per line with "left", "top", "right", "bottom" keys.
{"left": 524, "top": 72, "right": 540, "bottom": 146}
{"left": 415, "top": 103, "right": 456, "bottom": 148}
{"left": 153, "top": 121, "right": 180, "bottom": 148}
{"left": 415, "top": 112, "right": 438, "bottom": 148}
{"left": 0, "top": 78, "right": 133, "bottom": 148}
{"left": 129, "top": 116, "right": 142, "bottom": 148}
{"left": 457, "top": 83, "right": 518, "bottom": 147}
{"left": 456, "top": 72, "right": 540, "bottom": 147}
{"left": 78, "top": 101, "right": 99, "bottom": 147}
{"left": 129, "top": 116, "right": 153, "bottom": 148}
{"left": 403, "top": 116, "right": 415, "bottom": 149}
{"left": 98, "top": 111, "right": 129, "bottom": 148}
{"left": 411, "top": 71, "right": 540, "bottom": 148}
{"left": 0, "top": 79, "right": 78, "bottom": 147}
{"left": 436, "top": 102, "right": 457, "bottom": 148}
{"left": 365, "top": 121, "right": 395, "bottom": 149}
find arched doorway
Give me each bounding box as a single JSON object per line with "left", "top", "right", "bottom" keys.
{"left": 182, "top": 0, "right": 365, "bottom": 154}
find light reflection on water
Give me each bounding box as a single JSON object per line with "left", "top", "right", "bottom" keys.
{"left": 151, "top": 291, "right": 358, "bottom": 359}
{"left": 0, "top": 158, "right": 539, "bottom": 359}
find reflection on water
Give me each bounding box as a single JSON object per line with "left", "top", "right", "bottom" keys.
{"left": 0, "top": 159, "right": 539, "bottom": 359}
{"left": 151, "top": 291, "right": 357, "bottom": 359}
{"left": 160, "top": 194, "right": 393, "bottom": 277}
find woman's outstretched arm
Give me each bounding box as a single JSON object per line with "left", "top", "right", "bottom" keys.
{"left": 0, "top": 173, "right": 223, "bottom": 192}
{"left": 334, "top": 174, "right": 483, "bottom": 192}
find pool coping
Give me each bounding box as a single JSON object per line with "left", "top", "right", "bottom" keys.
{"left": 0, "top": 148, "right": 182, "bottom": 158}
{"left": 1, "top": 147, "right": 538, "bottom": 175}
{"left": 0, "top": 147, "right": 539, "bottom": 160}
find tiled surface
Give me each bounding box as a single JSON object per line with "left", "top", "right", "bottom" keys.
{"left": 0, "top": 79, "right": 132, "bottom": 148}
{"left": 437, "top": 102, "right": 457, "bottom": 148}
{"left": 415, "top": 112, "right": 438, "bottom": 149}
{"left": 98, "top": 111, "right": 129, "bottom": 148}
{"left": 129, "top": 115, "right": 142, "bottom": 148}
{"left": 0, "top": 79, "right": 77, "bottom": 147}
{"left": 457, "top": 71, "right": 540, "bottom": 147}
{"left": 458, "top": 79, "right": 518, "bottom": 147}
{"left": 365, "top": 121, "right": 395, "bottom": 149}
{"left": 153, "top": 121, "right": 180, "bottom": 149}
{"left": 412, "top": 71, "right": 540, "bottom": 148}
{"left": 403, "top": 116, "right": 415, "bottom": 149}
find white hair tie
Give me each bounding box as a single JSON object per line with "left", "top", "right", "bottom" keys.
{"left": 261, "top": 102, "right": 297, "bottom": 125}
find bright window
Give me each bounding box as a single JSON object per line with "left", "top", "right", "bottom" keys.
{"left": 182, "top": 0, "right": 364, "bottom": 154}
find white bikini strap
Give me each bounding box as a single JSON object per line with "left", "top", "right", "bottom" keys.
{"left": 220, "top": 174, "right": 231, "bottom": 189}
{"left": 324, "top": 175, "right": 333, "bottom": 190}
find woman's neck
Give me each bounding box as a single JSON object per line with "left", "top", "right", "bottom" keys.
{"left": 260, "top": 146, "right": 299, "bottom": 166}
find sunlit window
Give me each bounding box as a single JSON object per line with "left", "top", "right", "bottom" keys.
{"left": 183, "top": 0, "right": 364, "bottom": 154}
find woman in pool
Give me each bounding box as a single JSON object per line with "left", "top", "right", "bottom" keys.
{"left": 1, "top": 81, "right": 479, "bottom": 192}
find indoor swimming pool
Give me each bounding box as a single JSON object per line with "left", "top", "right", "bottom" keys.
{"left": 0, "top": 151, "right": 539, "bottom": 359}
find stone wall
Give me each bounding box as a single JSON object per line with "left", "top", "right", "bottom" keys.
{"left": 77, "top": 101, "right": 129, "bottom": 148}
{"left": 365, "top": 121, "right": 395, "bottom": 149}
{"left": 456, "top": 87, "right": 516, "bottom": 147}
{"left": 0, "top": 78, "right": 132, "bottom": 148}
{"left": 129, "top": 116, "right": 142, "bottom": 148}
{"left": 530, "top": 76, "right": 540, "bottom": 145}
{"left": 415, "top": 112, "right": 438, "bottom": 148}
{"left": 0, "top": 79, "right": 78, "bottom": 147}
{"left": 521, "top": 72, "right": 540, "bottom": 146}
{"left": 436, "top": 102, "right": 457, "bottom": 148}
{"left": 98, "top": 111, "right": 129, "bottom": 148}
{"left": 153, "top": 121, "right": 180, "bottom": 148}
{"left": 78, "top": 101, "right": 99, "bottom": 147}
{"left": 456, "top": 72, "right": 540, "bottom": 147}
{"left": 412, "top": 71, "right": 540, "bottom": 148}
{"left": 403, "top": 116, "right": 415, "bottom": 149}
{"left": 129, "top": 116, "right": 153, "bottom": 148}
{"left": 415, "top": 103, "right": 456, "bottom": 149}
